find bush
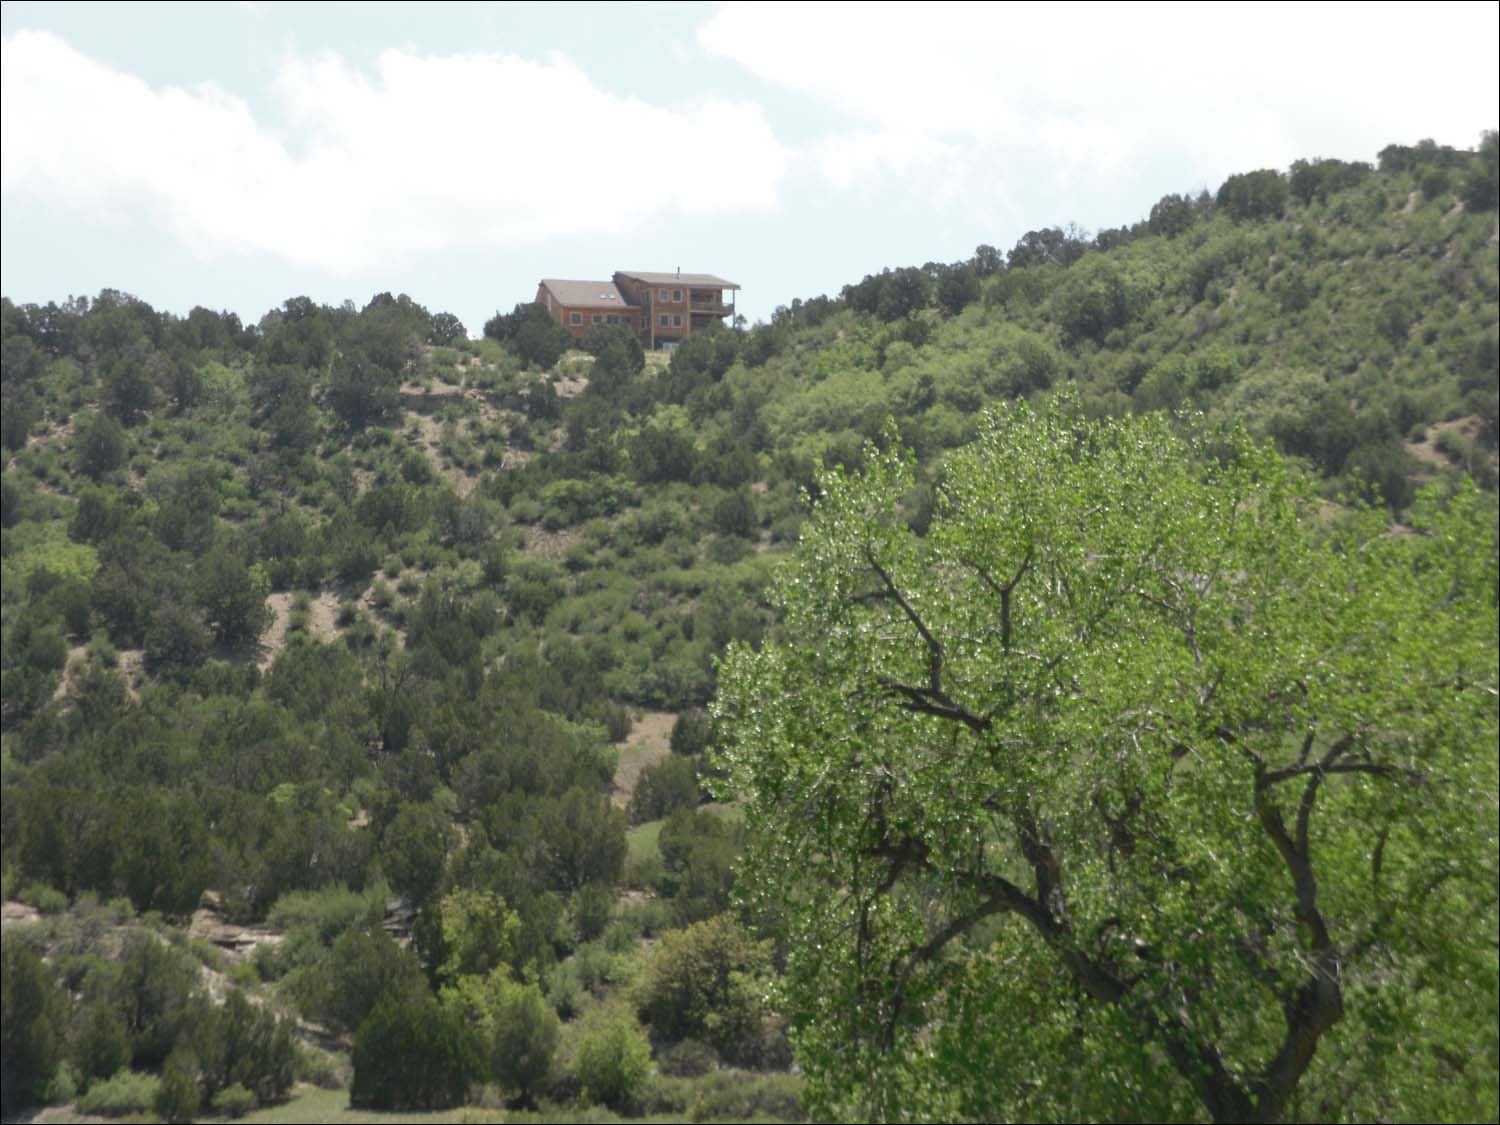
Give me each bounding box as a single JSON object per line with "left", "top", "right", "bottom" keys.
{"left": 658, "top": 1038, "right": 719, "bottom": 1077}
{"left": 303, "top": 927, "right": 427, "bottom": 1036}
{"left": 18, "top": 882, "right": 68, "bottom": 915}
{"left": 544, "top": 961, "right": 582, "bottom": 1020}
{"left": 194, "top": 988, "right": 296, "bottom": 1107}
{"left": 76, "top": 1069, "right": 161, "bottom": 1116}
{"left": 453, "top": 976, "right": 560, "bottom": 1105}
{"left": 209, "top": 1083, "right": 257, "bottom": 1118}
{"left": 628, "top": 755, "right": 702, "bottom": 824}
{"left": 572, "top": 883, "right": 613, "bottom": 944}
{"left": 42, "top": 1060, "right": 79, "bottom": 1105}
{"left": 670, "top": 709, "right": 714, "bottom": 756}
{"left": 636, "top": 914, "right": 772, "bottom": 1063}
{"left": 573, "top": 1011, "right": 651, "bottom": 1111}
{"left": 351, "top": 991, "right": 479, "bottom": 1111}
{"left": 266, "top": 883, "right": 386, "bottom": 944}
{"left": 681, "top": 1069, "right": 807, "bottom": 1123}
{"left": 155, "top": 1048, "right": 202, "bottom": 1123}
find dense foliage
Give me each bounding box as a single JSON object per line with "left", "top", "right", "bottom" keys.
{"left": 713, "top": 402, "right": 1498, "bottom": 1122}
{"left": 1, "top": 131, "right": 1495, "bottom": 1121}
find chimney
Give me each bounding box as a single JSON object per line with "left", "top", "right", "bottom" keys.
{"left": 676, "top": 266, "right": 681, "bottom": 278}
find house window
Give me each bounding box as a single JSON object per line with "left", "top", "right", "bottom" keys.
{"left": 659, "top": 314, "right": 669, "bottom": 327}
{"left": 606, "top": 314, "right": 619, "bottom": 325}
{"left": 569, "top": 312, "right": 582, "bottom": 325}
{"left": 659, "top": 288, "right": 670, "bottom": 301}
{"left": 672, "top": 289, "right": 683, "bottom": 302}
{"left": 672, "top": 314, "right": 682, "bottom": 327}
{"left": 591, "top": 314, "right": 602, "bottom": 324}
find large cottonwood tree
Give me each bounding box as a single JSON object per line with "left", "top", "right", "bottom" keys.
{"left": 713, "top": 401, "right": 1498, "bottom": 1123}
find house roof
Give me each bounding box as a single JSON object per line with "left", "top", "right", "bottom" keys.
{"left": 540, "top": 279, "right": 634, "bottom": 308}
{"left": 615, "top": 271, "right": 740, "bottom": 290}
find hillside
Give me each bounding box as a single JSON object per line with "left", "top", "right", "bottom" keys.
{"left": 1, "top": 133, "right": 1496, "bottom": 1123}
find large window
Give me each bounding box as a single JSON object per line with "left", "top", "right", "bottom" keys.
{"left": 606, "top": 314, "right": 619, "bottom": 325}
{"left": 591, "top": 314, "right": 603, "bottom": 324}
{"left": 672, "top": 289, "right": 683, "bottom": 302}
{"left": 672, "top": 314, "right": 682, "bottom": 327}
{"left": 659, "top": 288, "right": 670, "bottom": 301}
{"left": 570, "top": 312, "right": 582, "bottom": 325}
{"left": 659, "top": 313, "right": 670, "bottom": 327}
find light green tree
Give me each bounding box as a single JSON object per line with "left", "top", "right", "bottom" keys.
{"left": 442, "top": 972, "right": 558, "bottom": 1105}
{"left": 712, "top": 400, "right": 1498, "bottom": 1123}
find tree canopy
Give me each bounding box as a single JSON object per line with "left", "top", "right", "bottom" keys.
{"left": 712, "top": 401, "right": 1499, "bottom": 1123}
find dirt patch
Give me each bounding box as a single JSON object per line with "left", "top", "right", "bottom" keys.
{"left": 610, "top": 710, "right": 677, "bottom": 807}
{"left": 522, "top": 523, "right": 583, "bottom": 560}
{"left": 258, "top": 592, "right": 344, "bottom": 670}
{"left": 260, "top": 593, "right": 295, "bottom": 669}
{"left": 1406, "top": 416, "right": 1490, "bottom": 473}
{"left": 118, "top": 649, "right": 145, "bottom": 700}
{"left": 51, "top": 644, "right": 90, "bottom": 701}
{"left": 553, "top": 374, "right": 589, "bottom": 399}
{"left": 1, "top": 900, "right": 41, "bottom": 927}
{"left": 189, "top": 900, "right": 283, "bottom": 965}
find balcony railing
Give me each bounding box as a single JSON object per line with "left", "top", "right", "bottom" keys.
{"left": 690, "top": 299, "right": 733, "bottom": 315}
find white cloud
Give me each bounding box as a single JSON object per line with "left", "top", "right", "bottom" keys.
{"left": 700, "top": 2, "right": 1499, "bottom": 196}
{"left": 1, "top": 31, "right": 791, "bottom": 272}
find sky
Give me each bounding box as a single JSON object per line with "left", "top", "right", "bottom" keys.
{"left": 2, "top": 1, "right": 1496, "bottom": 333}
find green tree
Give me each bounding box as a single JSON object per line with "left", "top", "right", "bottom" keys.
{"left": 572, "top": 1010, "right": 651, "bottom": 1111}
{"left": 306, "top": 928, "right": 427, "bottom": 1037}
{"left": 351, "top": 991, "right": 479, "bottom": 1111}
{"left": 193, "top": 547, "right": 272, "bottom": 648}
{"left": 327, "top": 342, "right": 399, "bottom": 427}
{"left": 441, "top": 973, "right": 558, "bottom": 1105}
{"left": 76, "top": 412, "right": 126, "bottom": 479}
{"left": 1, "top": 935, "right": 65, "bottom": 1116}
{"left": 712, "top": 402, "right": 1498, "bottom": 1123}
{"left": 382, "top": 802, "right": 455, "bottom": 907}
{"left": 486, "top": 303, "right": 571, "bottom": 371}
{"left": 1216, "top": 168, "right": 1290, "bottom": 220}
{"left": 636, "top": 913, "right": 772, "bottom": 1062}
{"left": 428, "top": 312, "right": 467, "bottom": 346}
{"left": 423, "top": 888, "right": 521, "bottom": 987}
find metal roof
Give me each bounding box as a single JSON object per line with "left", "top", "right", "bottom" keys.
{"left": 615, "top": 271, "right": 740, "bottom": 290}
{"left": 539, "top": 279, "right": 633, "bottom": 307}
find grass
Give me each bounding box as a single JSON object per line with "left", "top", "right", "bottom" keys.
{"left": 626, "top": 818, "right": 664, "bottom": 869}
{"left": 232, "top": 1084, "right": 495, "bottom": 1124}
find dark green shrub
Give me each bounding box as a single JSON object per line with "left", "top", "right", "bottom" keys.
{"left": 636, "top": 914, "right": 772, "bottom": 1063}
{"left": 1, "top": 935, "right": 65, "bottom": 1116}
{"left": 628, "top": 755, "right": 702, "bottom": 825}
{"left": 351, "top": 991, "right": 479, "bottom": 1111}
{"left": 210, "top": 1083, "right": 257, "bottom": 1118}
{"left": 155, "top": 1047, "right": 201, "bottom": 1123}
{"left": 670, "top": 710, "right": 713, "bottom": 756}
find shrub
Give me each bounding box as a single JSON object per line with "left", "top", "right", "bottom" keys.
{"left": 573, "top": 1011, "right": 651, "bottom": 1111}
{"left": 18, "top": 883, "right": 68, "bottom": 915}
{"left": 636, "top": 914, "right": 772, "bottom": 1063}
{"left": 628, "top": 755, "right": 702, "bottom": 825}
{"left": 658, "top": 1038, "right": 718, "bottom": 1078}
{"left": 76, "top": 1069, "right": 161, "bottom": 1117}
{"left": 670, "top": 709, "right": 714, "bottom": 756}
{"left": 351, "top": 991, "right": 479, "bottom": 1111}
{"left": 42, "top": 1060, "right": 80, "bottom": 1105}
{"left": 303, "top": 927, "right": 427, "bottom": 1037}
{"left": 209, "top": 1083, "right": 258, "bottom": 1118}
{"left": 155, "top": 1048, "right": 202, "bottom": 1123}
{"left": 449, "top": 975, "right": 560, "bottom": 1105}
{"left": 572, "top": 883, "right": 613, "bottom": 944}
